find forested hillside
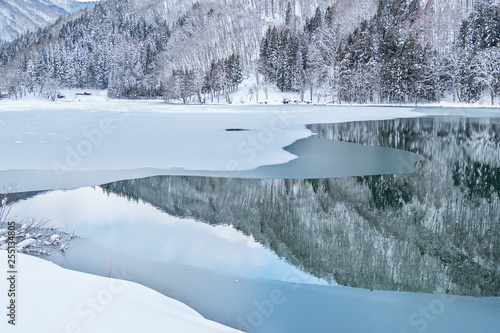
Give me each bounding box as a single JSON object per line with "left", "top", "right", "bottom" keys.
{"left": 258, "top": 0, "right": 500, "bottom": 104}
{"left": 1, "top": 0, "right": 499, "bottom": 104}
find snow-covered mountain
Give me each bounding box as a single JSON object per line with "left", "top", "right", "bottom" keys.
{"left": 1, "top": 0, "right": 500, "bottom": 104}
{"left": 0, "top": 0, "right": 379, "bottom": 97}
{"left": 0, "top": 0, "right": 94, "bottom": 44}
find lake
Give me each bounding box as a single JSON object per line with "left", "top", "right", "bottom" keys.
{"left": 7, "top": 115, "right": 500, "bottom": 297}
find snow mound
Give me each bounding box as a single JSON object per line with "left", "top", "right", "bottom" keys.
{"left": 15, "top": 238, "right": 36, "bottom": 249}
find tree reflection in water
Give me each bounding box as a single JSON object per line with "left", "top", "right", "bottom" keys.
{"left": 102, "top": 117, "right": 500, "bottom": 296}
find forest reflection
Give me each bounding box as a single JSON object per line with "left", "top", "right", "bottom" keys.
{"left": 102, "top": 117, "right": 500, "bottom": 296}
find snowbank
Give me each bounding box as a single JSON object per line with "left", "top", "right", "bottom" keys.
{"left": 0, "top": 250, "right": 243, "bottom": 333}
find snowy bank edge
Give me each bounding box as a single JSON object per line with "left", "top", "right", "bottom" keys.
{"left": 42, "top": 238, "right": 500, "bottom": 333}
{"left": 0, "top": 250, "right": 243, "bottom": 333}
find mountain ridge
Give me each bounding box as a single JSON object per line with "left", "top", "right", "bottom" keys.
{"left": 0, "top": 0, "right": 94, "bottom": 44}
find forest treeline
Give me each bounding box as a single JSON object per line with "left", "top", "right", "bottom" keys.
{"left": 258, "top": 0, "right": 500, "bottom": 104}
{"left": 0, "top": 0, "right": 499, "bottom": 104}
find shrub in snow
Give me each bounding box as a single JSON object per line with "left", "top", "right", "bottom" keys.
{"left": 0, "top": 193, "right": 72, "bottom": 256}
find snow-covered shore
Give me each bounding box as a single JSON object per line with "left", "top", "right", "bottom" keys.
{"left": 0, "top": 250, "right": 243, "bottom": 333}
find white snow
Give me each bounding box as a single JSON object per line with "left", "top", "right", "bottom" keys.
{"left": 0, "top": 250, "right": 243, "bottom": 333}
{"left": 15, "top": 238, "right": 36, "bottom": 249}
{"left": 0, "top": 97, "right": 425, "bottom": 192}
{"left": 50, "top": 234, "right": 61, "bottom": 242}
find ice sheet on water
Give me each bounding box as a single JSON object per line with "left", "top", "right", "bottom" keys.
{"left": 0, "top": 100, "right": 424, "bottom": 192}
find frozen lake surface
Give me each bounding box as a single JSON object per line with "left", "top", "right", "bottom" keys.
{"left": 2, "top": 102, "right": 500, "bottom": 332}
{"left": 0, "top": 102, "right": 425, "bottom": 192}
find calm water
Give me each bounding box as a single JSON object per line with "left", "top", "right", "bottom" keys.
{"left": 173, "top": 136, "right": 423, "bottom": 179}
{"left": 9, "top": 116, "right": 500, "bottom": 296}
